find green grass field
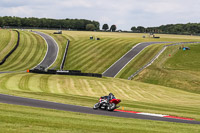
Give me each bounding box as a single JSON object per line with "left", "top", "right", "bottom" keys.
{"left": 0, "top": 103, "right": 200, "bottom": 133}
{"left": 0, "top": 30, "right": 47, "bottom": 71}
{"left": 1, "top": 30, "right": 200, "bottom": 132}
{"left": 0, "top": 29, "right": 17, "bottom": 61}
{"left": 134, "top": 43, "right": 200, "bottom": 93}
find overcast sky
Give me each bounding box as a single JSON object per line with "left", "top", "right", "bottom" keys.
{"left": 0, "top": 0, "right": 199, "bottom": 30}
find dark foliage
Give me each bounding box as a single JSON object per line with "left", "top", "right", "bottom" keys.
{"left": 110, "top": 25, "right": 117, "bottom": 32}
{"left": 102, "top": 24, "right": 109, "bottom": 31}
{"left": 0, "top": 16, "right": 100, "bottom": 30}
{"left": 131, "top": 23, "right": 200, "bottom": 35}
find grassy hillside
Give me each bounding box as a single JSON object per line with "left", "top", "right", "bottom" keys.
{"left": 0, "top": 72, "right": 200, "bottom": 120}
{"left": 134, "top": 43, "right": 200, "bottom": 93}
{"left": 1, "top": 103, "right": 200, "bottom": 133}
{"left": 38, "top": 30, "right": 200, "bottom": 74}
{"left": 0, "top": 30, "right": 47, "bottom": 71}
{"left": 0, "top": 29, "right": 17, "bottom": 61}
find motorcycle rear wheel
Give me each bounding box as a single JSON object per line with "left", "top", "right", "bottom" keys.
{"left": 107, "top": 103, "right": 116, "bottom": 111}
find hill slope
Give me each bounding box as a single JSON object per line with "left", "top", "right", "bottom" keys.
{"left": 134, "top": 43, "right": 200, "bottom": 93}
{"left": 0, "top": 29, "right": 17, "bottom": 61}
{"left": 0, "top": 31, "right": 47, "bottom": 71}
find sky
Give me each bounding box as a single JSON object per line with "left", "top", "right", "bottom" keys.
{"left": 0, "top": 0, "right": 200, "bottom": 30}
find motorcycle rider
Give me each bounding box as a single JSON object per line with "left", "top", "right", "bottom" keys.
{"left": 107, "top": 93, "right": 115, "bottom": 103}
{"left": 99, "top": 93, "right": 115, "bottom": 104}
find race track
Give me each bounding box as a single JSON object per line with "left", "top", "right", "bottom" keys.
{"left": 103, "top": 42, "right": 169, "bottom": 77}
{"left": 33, "top": 31, "right": 59, "bottom": 69}
{"left": 0, "top": 94, "right": 199, "bottom": 125}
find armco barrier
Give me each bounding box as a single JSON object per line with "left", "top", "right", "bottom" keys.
{"left": 60, "top": 40, "right": 70, "bottom": 70}
{"left": 29, "top": 69, "right": 102, "bottom": 78}
{"left": 0, "top": 30, "right": 20, "bottom": 65}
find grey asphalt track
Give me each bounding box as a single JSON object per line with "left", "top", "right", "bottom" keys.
{"left": 103, "top": 42, "right": 169, "bottom": 77}
{"left": 33, "top": 31, "right": 58, "bottom": 69}
{"left": 0, "top": 93, "right": 199, "bottom": 125}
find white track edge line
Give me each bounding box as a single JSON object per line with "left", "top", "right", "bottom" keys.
{"left": 137, "top": 112, "right": 168, "bottom": 117}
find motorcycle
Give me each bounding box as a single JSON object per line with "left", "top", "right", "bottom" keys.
{"left": 93, "top": 95, "right": 121, "bottom": 111}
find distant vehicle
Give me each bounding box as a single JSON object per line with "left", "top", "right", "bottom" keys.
{"left": 53, "top": 30, "right": 62, "bottom": 34}
{"left": 93, "top": 93, "right": 121, "bottom": 111}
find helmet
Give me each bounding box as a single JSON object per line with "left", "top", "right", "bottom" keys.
{"left": 109, "top": 93, "right": 114, "bottom": 96}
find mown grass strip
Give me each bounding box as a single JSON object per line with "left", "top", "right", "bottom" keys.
{"left": 19, "top": 74, "right": 31, "bottom": 91}
{"left": 0, "top": 30, "right": 11, "bottom": 53}
{"left": 0, "top": 30, "right": 17, "bottom": 61}
{"left": 0, "top": 30, "right": 19, "bottom": 65}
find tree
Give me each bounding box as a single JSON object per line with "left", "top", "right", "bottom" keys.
{"left": 110, "top": 25, "right": 116, "bottom": 32}
{"left": 86, "top": 24, "right": 96, "bottom": 31}
{"left": 137, "top": 26, "right": 145, "bottom": 33}
{"left": 131, "top": 26, "right": 137, "bottom": 32}
{"left": 102, "top": 24, "right": 109, "bottom": 31}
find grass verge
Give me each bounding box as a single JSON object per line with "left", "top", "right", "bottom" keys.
{"left": 0, "top": 103, "right": 200, "bottom": 133}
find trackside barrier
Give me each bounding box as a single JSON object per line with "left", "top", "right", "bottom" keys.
{"left": 60, "top": 40, "right": 70, "bottom": 70}
{"left": 128, "top": 42, "right": 200, "bottom": 80}
{"left": 0, "top": 30, "right": 20, "bottom": 65}
{"left": 29, "top": 69, "right": 102, "bottom": 78}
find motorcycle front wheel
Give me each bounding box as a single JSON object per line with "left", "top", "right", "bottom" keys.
{"left": 93, "top": 103, "right": 99, "bottom": 110}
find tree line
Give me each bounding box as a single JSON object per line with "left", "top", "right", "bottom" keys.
{"left": 131, "top": 23, "right": 200, "bottom": 35}
{"left": 0, "top": 16, "right": 100, "bottom": 31}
